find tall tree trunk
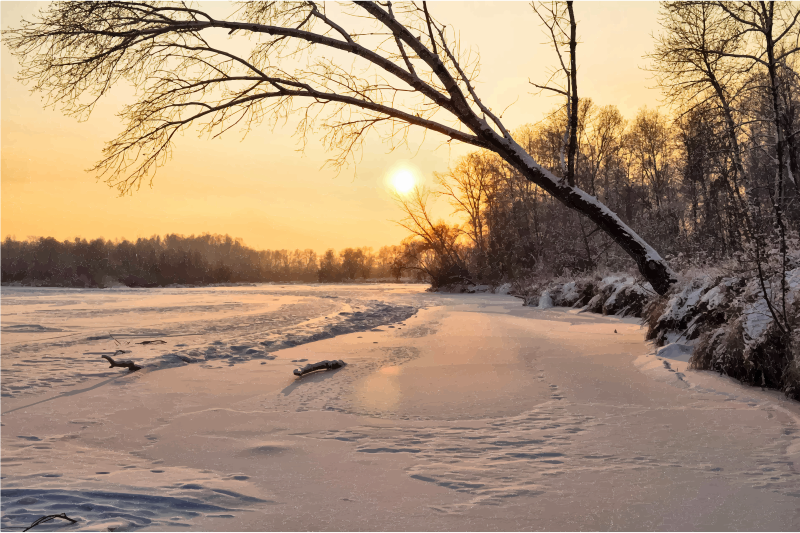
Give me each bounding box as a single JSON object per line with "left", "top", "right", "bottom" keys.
{"left": 489, "top": 134, "right": 677, "bottom": 294}
{"left": 566, "top": 1, "right": 579, "bottom": 187}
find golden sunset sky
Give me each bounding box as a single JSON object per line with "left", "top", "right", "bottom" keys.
{"left": 2, "top": 1, "right": 664, "bottom": 252}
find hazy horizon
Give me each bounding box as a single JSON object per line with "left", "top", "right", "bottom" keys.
{"left": 1, "top": 231, "right": 391, "bottom": 258}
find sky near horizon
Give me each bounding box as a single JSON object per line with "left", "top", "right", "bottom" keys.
{"left": 2, "top": 1, "right": 664, "bottom": 253}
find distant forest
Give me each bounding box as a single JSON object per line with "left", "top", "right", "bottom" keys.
{"left": 0, "top": 234, "right": 407, "bottom": 287}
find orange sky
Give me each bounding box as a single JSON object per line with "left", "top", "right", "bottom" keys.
{"left": 2, "top": 1, "right": 664, "bottom": 253}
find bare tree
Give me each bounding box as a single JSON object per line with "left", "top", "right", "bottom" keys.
{"left": 584, "top": 104, "right": 626, "bottom": 200}
{"left": 627, "top": 108, "right": 675, "bottom": 209}
{"left": 650, "top": 0, "right": 800, "bottom": 333}
{"left": 318, "top": 248, "right": 343, "bottom": 282}
{"left": 339, "top": 248, "right": 363, "bottom": 279}
{"left": 530, "top": 1, "right": 579, "bottom": 186}
{"left": 717, "top": 1, "right": 800, "bottom": 330}
{"left": 650, "top": 2, "right": 753, "bottom": 217}
{"left": 359, "top": 246, "right": 376, "bottom": 278}
{"left": 393, "top": 186, "right": 467, "bottom": 286}
{"left": 434, "top": 150, "right": 499, "bottom": 277}
{"left": 3, "top": 1, "right": 677, "bottom": 293}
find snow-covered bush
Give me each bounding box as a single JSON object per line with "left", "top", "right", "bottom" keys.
{"left": 644, "top": 275, "right": 743, "bottom": 346}
{"left": 519, "top": 265, "right": 800, "bottom": 401}
{"left": 688, "top": 269, "right": 799, "bottom": 397}
{"left": 521, "top": 274, "right": 652, "bottom": 318}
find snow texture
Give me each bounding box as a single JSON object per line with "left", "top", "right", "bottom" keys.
{"left": 2, "top": 287, "right": 800, "bottom": 530}
{"left": 0, "top": 284, "right": 432, "bottom": 400}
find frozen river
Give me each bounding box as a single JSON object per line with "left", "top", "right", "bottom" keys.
{"left": 1, "top": 284, "right": 433, "bottom": 400}
{"left": 2, "top": 284, "right": 800, "bottom": 531}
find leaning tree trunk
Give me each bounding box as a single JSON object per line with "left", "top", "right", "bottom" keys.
{"left": 488, "top": 133, "right": 677, "bottom": 295}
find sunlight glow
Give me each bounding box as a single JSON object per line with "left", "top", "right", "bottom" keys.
{"left": 392, "top": 169, "right": 416, "bottom": 194}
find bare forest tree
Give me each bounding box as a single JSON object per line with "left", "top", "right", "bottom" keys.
{"left": 530, "top": 1, "right": 579, "bottom": 186}
{"left": 392, "top": 186, "right": 468, "bottom": 287}
{"left": 3, "top": 1, "right": 677, "bottom": 293}
{"left": 650, "top": 0, "right": 800, "bottom": 335}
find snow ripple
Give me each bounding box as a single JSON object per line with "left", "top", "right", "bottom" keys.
{"left": 1, "top": 486, "right": 271, "bottom": 531}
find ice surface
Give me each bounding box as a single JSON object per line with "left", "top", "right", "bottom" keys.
{"left": 1, "top": 284, "right": 431, "bottom": 400}
{"left": 2, "top": 286, "right": 799, "bottom": 530}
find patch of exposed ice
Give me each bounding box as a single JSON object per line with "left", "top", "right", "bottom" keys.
{"left": 1, "top": 484, "right": 271, "bottom": 531}
{"left": 1, "top": 324, "right": 65, "bottom": 333}
{"left": 0, "top": 285, "right": 430, "bottom": 399}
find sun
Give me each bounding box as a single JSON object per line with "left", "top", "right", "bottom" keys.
{"left": 392, "top": 169, "right": 416, "bottom": 194}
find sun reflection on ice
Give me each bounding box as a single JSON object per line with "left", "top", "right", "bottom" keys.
{"left": 356, "top": 365, "right": 403, "bottom": 411}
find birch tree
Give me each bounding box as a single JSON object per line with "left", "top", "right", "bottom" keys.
{"left": 4, "top": 1, "right": 677, "bottom": 293}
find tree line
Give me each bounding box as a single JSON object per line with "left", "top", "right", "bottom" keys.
{"left": 0, "top": 234, "right": 406, "bottom": 287}
{"left": 392, "top": 2, "right": 800, "bottom": 325}
{"left": 393, "top": 95, "right": 796, "bottom": 288}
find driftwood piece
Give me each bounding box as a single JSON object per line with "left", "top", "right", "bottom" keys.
{"left": 293, "top": 359, "right": 346, "bottom": 377}
{"left": 101, "top": 353, "right": 142, "bottom": 372}
{"left": 136, "top": 339, "right": 166, "bottom": 345}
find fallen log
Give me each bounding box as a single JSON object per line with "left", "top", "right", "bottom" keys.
{"left": 101, "top": 354, "right": 142, "bottom": 372}
{"left": 293, "top": 359, "right": 346, "bottom": 377}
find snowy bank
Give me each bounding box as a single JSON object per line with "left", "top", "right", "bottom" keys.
{"left": 516, "top": 269, "right": 800, "bottom": 401}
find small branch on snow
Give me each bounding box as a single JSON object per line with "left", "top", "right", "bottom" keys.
{"left": 293, "top": 359, "right": 346, "bottom": 377}
{"left": 101, "top": 353, "right": 142, "bottom": 372}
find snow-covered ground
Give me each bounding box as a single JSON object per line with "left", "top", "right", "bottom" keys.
{"left": 1, "top": 284, "right": 431, "bottom": 400}
{"left": 2, "top": 286, "right": 800, "bottom": 531}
